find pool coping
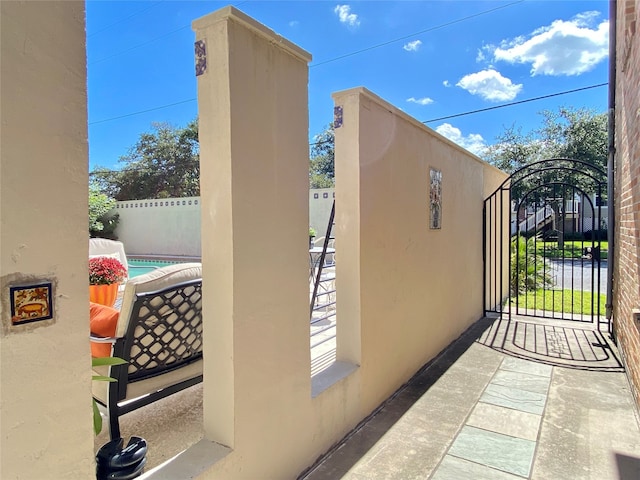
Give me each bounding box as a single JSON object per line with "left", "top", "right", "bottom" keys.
{"left": 128, "top": 255, "right": 202, "bottom": 263}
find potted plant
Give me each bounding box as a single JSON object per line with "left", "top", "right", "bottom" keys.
{"left": 309, "top": 227, "right": 316, "bottom": 249}
{"left": 89, "top": 257, "right": 127, "bottom": 307}
{"left": 92, "top": 356, "right": 127, "bottom": 435}
{"left": 93, "top": 357, "right": 149, "bottom": 479}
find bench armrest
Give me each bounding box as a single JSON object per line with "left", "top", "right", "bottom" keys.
{"left": 90, "top": 334, "right": 119, "bottom": 344}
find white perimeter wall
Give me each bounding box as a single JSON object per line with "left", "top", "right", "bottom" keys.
{"left": 115, "top": 197, "right": 202, "bottom": 257}
{"left": 114, "top": 191, "right": 335, "bottom": 257}
{"left": 309, "top": 188, "right": 335, "bottom": 241}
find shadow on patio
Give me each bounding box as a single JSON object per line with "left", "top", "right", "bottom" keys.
{"left": 299, "top": 316, "right": 640, "bottom": 480}
{"left": 95, "top": 312, "right": 639, "bottom": 479}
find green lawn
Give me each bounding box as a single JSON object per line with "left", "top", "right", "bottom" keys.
{"left": 535, "top": 240, "right": 608, "bottom": 260}
{"left": 512, "top": 289, "right": 606, "bottom": 315}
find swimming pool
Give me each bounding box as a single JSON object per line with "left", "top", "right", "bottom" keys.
{"left": 127, "top": 259, "right": 183, "bottom": 278}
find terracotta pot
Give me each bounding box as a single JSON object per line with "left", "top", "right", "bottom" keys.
{"left": 89, "top": 283, "right": 120, "bottom": 308}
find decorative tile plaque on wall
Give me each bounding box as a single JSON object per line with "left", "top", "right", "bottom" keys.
{"left": 194, "top": 40, "right": 207, "bottom": 76}
{"left": 334, "top": 106, "right": 343, "bottom": 128}
{"left": 10, "top": 282, "right": 54, "bottom": 325}
{"left": 429, "top": 168, "right": 442, "bottom": 229}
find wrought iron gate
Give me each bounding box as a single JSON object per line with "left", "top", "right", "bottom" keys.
{"left": 484, "top": 158, "right": 608, "bottom": 331}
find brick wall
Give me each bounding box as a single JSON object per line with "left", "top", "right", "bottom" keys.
{"left": 614, "top": 0, "right": 640, "bottom": 409}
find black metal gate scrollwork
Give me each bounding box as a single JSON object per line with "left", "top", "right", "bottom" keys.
{"left": 484, "top": 158, "right": 609, "bottom": 332}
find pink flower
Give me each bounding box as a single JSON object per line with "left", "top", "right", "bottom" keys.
{"left": 89, "top": 257, "right": 127, "bottom": 285}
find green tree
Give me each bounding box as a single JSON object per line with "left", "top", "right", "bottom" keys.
{"left": 90, "top": 166, "right": 120, "bottom": 199}
{"left": 310, "top": 124, "right": 335, "bottom": 188}
{"left": 539, "top": 107, "right": 607, "bottom": 170}
{"left": 89, "top": 183, "right": 119, "bottom": 238}
{"left": 482, "top": 106, "right": 607, "bottom": 174}
{"left": 91, "top": 119, "right": 200, "bottom": 200}
{"left": 481, "top": 124, "right": 543, "bottom": 174}
{"left": 482, "top": 106, "right": 607, "bottom": 206}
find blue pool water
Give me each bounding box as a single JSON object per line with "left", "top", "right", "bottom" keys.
{"left": 127, "top": 259, "right": 182, "bottom": 278}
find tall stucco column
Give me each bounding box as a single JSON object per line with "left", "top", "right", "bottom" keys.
{"left": 0, "top": 1, "right": 92, "bottom": 478}
{"left": 193, "top": 6, "right": 312, "bottom": 460}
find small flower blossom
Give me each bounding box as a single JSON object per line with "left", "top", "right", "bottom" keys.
{"left": 89, "top": 257, "right": 127, "bottom": 285}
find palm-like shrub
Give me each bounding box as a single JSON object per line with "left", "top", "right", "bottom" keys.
{"left": 510, "top": 235, "right": 554, "bottom": 296}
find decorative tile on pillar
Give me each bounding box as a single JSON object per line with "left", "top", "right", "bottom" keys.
{"left": 10, "top": 282, "right": 54, "bottom": 325}
{"left": 334, "top": 106, "right": 343, "bottom": 128}
{"left": 195, "top": 40, "right": 207, "bottom": 76}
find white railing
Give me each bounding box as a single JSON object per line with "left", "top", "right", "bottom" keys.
{"left": 519, "top": 205, "right": 554, "bottom": 233}
{"left": 564, "top": 200, "right": 575, "bottom": 213}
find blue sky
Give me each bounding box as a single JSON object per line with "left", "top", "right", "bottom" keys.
{"left": 87, "top": 0, "right": 610, "bottom": 171}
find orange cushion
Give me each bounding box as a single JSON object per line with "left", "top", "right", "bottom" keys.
{"left": 89, "top": 302, "right": 119, "bottom": 358}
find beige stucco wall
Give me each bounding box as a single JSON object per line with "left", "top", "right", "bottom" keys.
{"left": 0, "top": 3, "right": 508, "bottom": 477}
{"left": 333, "top": 87, "right": 507, "bottom": 411}
{"left": 0, "top": 1, "right": 93, "bottom": 478}
{"left": 182, "top": 8, "right": 508, "bottom": 478}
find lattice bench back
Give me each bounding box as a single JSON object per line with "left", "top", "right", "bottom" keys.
{"left": 117, "top": 279, "right": 203, "bottom": 382}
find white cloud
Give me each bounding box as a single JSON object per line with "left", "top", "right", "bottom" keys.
{"left": 289, "top": 20, "right": 299, "bottom": 27}
{"left": 435, "top": 123, "right": 486, "bottom": 156}
{"left": 492, "top": 11, "right": 609, "bottom": 76}
{"left": 476, "top": 45, "right": 494, "bottom": 64}
{"left": 334, "top": 5, "right": 360, "bottom": 27}
{"left": 456, "top": 69, "right": 522, "bottom": 102}
{"left": 406, "top": 97, "right": 433, "bottom": 106}
{"left": 443, "top": 80, "right": 451, "bottom": 87}
{"left": 403, "top": 40, "right": 422, "bottom": 52}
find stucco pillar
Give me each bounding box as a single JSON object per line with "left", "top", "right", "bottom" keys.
{"left": 0, "top": 1, "right": 91, "bottom": 478}
{"left": 329, "top": 95, "right": 363, "bottom": 368}
{"left": 193, "top": 6, "right": 312, "bottom": 466}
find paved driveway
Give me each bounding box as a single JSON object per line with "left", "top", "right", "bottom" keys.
{"left": 548, "top": 258, "right": 608, "bottom": 293}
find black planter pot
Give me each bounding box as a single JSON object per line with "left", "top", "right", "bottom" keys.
{"left": 96, "top": 436, "right": 148, "bottom": 480}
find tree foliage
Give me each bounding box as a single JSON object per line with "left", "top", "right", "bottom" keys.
{"left": 539, "top": 107, "right": 607, "bottom": 170}
{"left": 482, "top": 107, "right": 607, "bottom": 173}
{"left": 310, "top": 124, "right": 335, "bottom": 188}
{"left": 91, "top": 120, "right": 200, "bottom": 201}
{"left": 92, "top": 119, "right": 339, "bottom": 198}
{"left": 481, "top": 125, "right": 543, "bottom": 174}
{"left": 89, "top": 183, "right": 119, "bottom": 238}
{"left": 482, "top": 107, "right": 607, "bottom": 205}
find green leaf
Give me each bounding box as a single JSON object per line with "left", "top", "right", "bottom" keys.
{"left": 91, "top": 356, "right": 127, "bottom": 436}
{"left": 92, "top": 356, "right": 127, "bottom": 367}
{"left": 93, "top": 399, "right": 103, "bottom": 435}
